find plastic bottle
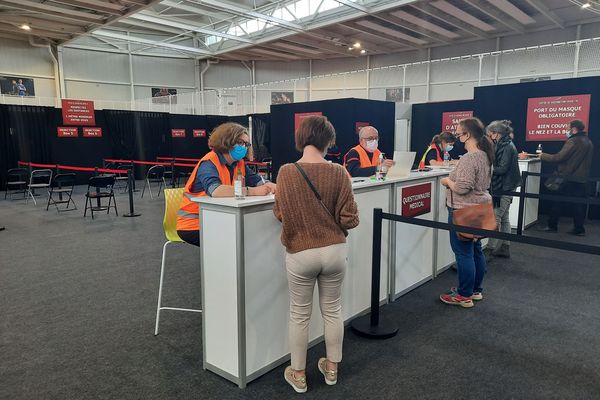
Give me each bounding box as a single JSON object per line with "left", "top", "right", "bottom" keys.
{"left": 536, "top": 144, "right": 543, "bottom": 155}
{"left": 443, "top": 150, "right": 450, "bottom": 167}
{"left": 376, "top": 153, "right": 385, "bottom": 181}
{"left": 234, "top": 169, "right": 245, "bottom": 200}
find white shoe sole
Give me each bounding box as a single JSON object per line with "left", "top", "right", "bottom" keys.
{"left": 284, "top": 370, "right": 307, "bottom": 393}
{"left": 318, "top": 362, "right": 337, "bottom": 385}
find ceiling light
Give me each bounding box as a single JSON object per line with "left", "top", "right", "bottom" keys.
{"left": 353, "top": 42, "right": 361, "bottom": 48}
{"left": 348, "top": 47, "right": 353, "bottom": 50}
{"left": 582, "top": 2, "right": 591, "bottom": 8}
{"left": 20, "top": 24, "right": 31, "bottom": 31}
{"left": 360, "top": 49, "right": 366, "bottom": 54}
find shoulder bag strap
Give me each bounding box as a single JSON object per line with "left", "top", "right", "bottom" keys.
{"left": 293, "top": 162, "right": 342, "bottom": 230}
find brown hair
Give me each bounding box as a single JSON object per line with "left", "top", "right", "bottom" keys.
{"left": 295, "top": 115, "right": 336, "bottom": 152}
{"left": 208, "top": 122, "right": 250, "bottom": 156}
{"left": 570, "top": 119, "right": 585, "bottom": 133}
{"left": 431, "top": 131, "right": 456, "bottom": 146}
{"left": 459, "top": 117, "right": 495, "bottom": 165}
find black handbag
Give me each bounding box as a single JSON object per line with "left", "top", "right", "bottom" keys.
{"left": 544, "top": 175, "right": 564, "bottom": 192}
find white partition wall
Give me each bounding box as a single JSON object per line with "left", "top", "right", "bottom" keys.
{"left": 510, "top": 159, "right": 541, "bottom": 229}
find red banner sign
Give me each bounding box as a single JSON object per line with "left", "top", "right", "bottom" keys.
{"left": 62, "top": 99, "right": 95, "bottom": 126}
{"left": 526, "top": 94, "right": 591, "bottom": 141}
{"left": 441, "top": 111, "right": 473, "bottom": 134}
{"left": 57, "top": 127, "right": 78, "bottom": 138}
{"left": 401, "top": 183, "right": 432, "bottom": 217}
{"left": 193, "top": 129, "right": 206, "bottom": 138}
{"left": 355, "top": 121, "right": 370, "bottom": 134}
{"left": 294, "top": 112, "right": 323, "bottom": 131}
{"left": 171, "top": 129, "right": 186, "bottom": 138}
{"left": 83, "top": 127, "right": 102, "bottom": 138}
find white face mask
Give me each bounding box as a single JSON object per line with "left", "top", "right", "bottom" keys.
{"left": 566, "top": 129, "right": 573, "bottom": 139}
{"left": 365, "top": 139, "right": 378, "bottom": 152}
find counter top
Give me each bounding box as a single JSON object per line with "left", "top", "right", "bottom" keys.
{"left": 192, "top": 169, "right": 449, "bottom": 209}
{"left": 518, "top": 158, "right": 541, "bottom": 163}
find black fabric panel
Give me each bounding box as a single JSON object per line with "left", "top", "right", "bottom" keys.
{"left": 251, "top": 113, "right": 271, "bottom": 162}
{"left": 165, "top": 114, "right": 210, "bottom": 159}
{"left": 0, "top": 105, "right": 17, "bottom": 188}
{"left": 269, "top": 98, "right": 395, "bottom": 181}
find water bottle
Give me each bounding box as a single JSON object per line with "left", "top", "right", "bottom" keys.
{"left": 443, "top": 150, "right": 450, "bottom": 167}
{"left": 376, "top": 153, "right": 385, "bottom": 181}
{"left": 234, "top": 169, "right": 245, "bottom": 200}
{"left": 536, "top": 144, "right": 542, "bottom": 155}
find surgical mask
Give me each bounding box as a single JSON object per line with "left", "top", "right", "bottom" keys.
{"left": 445, "top": 145, "right": 454, "bottom": 152}
{"left": 229, "top": 144, "right": 247, "bottom": 161}
{"left": 365, "top": 139, "right": 378, "bottom": 153}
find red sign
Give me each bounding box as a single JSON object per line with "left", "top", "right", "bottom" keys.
{"left": 193, "top": 129, "right": 206, "bottom": 138}
{"left": 401, "top": 183, "right": 432, "bottom": 217}
{"left": 62, "top": 99, "right": 95, "bottom": 126}
{"left": 526, "top": 95, "right": 591, "bottom": 141}
{"left": 171, "top": 129, "right": 186, "bottom": 138}
{"left": 83, "top": 127, "right": 102, "bottom": 138}
{"left": 442, "top": 111, "right": 473, "bottom": 134}
{"left": 294, "top": 112, "right": 323, "bottom": 131}
{"left": 355, "top": 121, "right": 370, "bottom": 135}
{"left": 57, "top": 127, "right": 78, "bottom": 138}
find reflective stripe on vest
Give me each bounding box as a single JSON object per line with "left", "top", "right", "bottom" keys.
{"left": 176, "top": 151, "right": 246, "bottom": 232}
{"left": 345, "top": 145, "right": 381, "bottom": 168}
{"left": 418, "top": 145, "right": 441, "bottom": 169}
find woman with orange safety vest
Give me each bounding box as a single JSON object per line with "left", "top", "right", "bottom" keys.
{"left": 343, "top": 125, "right": 394, "bottom": 177}
{"left": 418, "top": 131, "right": 457, "bottom": 169}
{"left": 176, "top": 123, "right": 276, "bottom": 246}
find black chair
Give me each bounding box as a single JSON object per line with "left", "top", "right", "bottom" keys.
{"left": 84, "top": 175, "right": 117, "bottom": 219}
{"left": 141, "top": 165, "right": 166, "bottom": 199}
{"left": 114, "top": 163, "right": 132, "bottom": 193}
{"left": 5, "top": 168, "right": 29, "bottom": 200}
{"left": 46, "top": 173, "right": 77, "bottom": 212}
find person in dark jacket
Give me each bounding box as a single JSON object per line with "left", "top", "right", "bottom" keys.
{"left": 536, "top": 119, "right": 594, "bottom": 236}
{"left": 485, "top": 120, "right": 520, "bottom": 258}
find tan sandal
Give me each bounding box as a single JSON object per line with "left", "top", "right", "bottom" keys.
{"left": 318, "top": 358, "right": 337, "bottom": 385}
{"left": 284, "top": 366, "right": 307, "bottom": 393}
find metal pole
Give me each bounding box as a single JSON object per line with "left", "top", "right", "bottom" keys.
{"left": 123, "top": 169, "right": 141, "bottom": 217}
{"left": 517, "top": 171, "right": 528, "bottom": 235}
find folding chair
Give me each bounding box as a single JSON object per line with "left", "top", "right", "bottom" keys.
{"left": 114, "top": 163, "right": 132, "bottom": 193}
{"left": 84, "top": 175, "right": 118, "bottom": 219}
{"left": 46, "top": 173, "right": 77, "bottom": 212}
{"left": 26, "top": 169, "right": 52, "bottom": 205}
{"left": 141, "top": 165, "right": 166, "bottom": 199}
{"left": 5, "top": 168, "right": 29, "bottom": 200}
{"left": 154, "top": 187, "right": 201, "bottom": 335}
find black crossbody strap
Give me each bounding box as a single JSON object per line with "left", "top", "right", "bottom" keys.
{"left": 293, "top": 162, "right": 339, "bottom": 226}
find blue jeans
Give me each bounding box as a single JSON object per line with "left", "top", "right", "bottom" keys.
{"left": 448, "top": 207, "right": 486, "bottom": 297}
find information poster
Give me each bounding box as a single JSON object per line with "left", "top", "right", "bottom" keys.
{"left": 441, "top": 111, "right": 473, "bottom": 134}
{"left": 526, "top": 95, "right": 591, "bottom": 141}
{"left": 83, "top": 127, "right": 102, "bottom": 137}
{"left": 294, "top": 112, "right": 323, "bottom": 131}
{"left": 57, "top": 127, "right": 78, "bottom": 137}
{"left": 171, "top": 129, "right": 186, "bottom": 138}
{"left": 193, "top": 129, "right": 206, "bottom": 138}
{"left": 401, "top": 183, "right": 432, "bottom": 217}
{"left": 62, "top": 99, "right": 96, "bottom": 126}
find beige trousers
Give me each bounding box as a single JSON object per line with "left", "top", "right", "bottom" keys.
{"left": 285, "top": 243, "right": 347, "bottom": 370}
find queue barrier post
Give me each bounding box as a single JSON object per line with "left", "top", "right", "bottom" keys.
{"left": 517, "top": 171, "right": 528, "bottom": 235}
{"left": 130, "top": 161, "right": 138, "bottom": 192}
{"left": 123, "top": 168, "right": 141, "bottom": 218}
{"left": 170, "top": 161, "right": 176, "bottom": 188}
{"left": 350, "top": 208, "right": 399, "bottom": 339}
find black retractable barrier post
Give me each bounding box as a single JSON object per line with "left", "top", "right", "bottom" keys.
{"left": 170, "top": 161, "right": 176, "bottom": 188}
{"left": 517, "top": 171, "right": 528, "bottom": 235}
{"left": 351, "top": 208, "right": 399, "bottom": 339}
{"left": 123, "top": 169, "right": 141, "bottom": 218}
{"left": 130, "top": 161, "right": 138, "bottom": 192}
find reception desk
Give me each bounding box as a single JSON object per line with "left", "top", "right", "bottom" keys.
{"left": 192, "top": 170, "right": 452, "bottom": 387}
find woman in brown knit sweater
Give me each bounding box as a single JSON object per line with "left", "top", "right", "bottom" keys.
{"left": 274, "top": 116, "right": 359, "bottom": 393}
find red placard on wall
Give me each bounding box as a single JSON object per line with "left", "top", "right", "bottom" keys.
{"left": 401, "top": 182, "right": 432, "bottom": 217}
{"left": 294, "top": 112, "right": 323, "bottom": 131}
{"left": 193, "top": 129, "right": 206, "bottom": 138}
{"left": 57, "top": 127, "right": 78, "bottom": 137}
{"left": 441, "top": 111, "right": 473, "bottom": 134}
{"left": 83, "top": 127, "right": 102, "bottom": 137}
{"left": 62, "top": 99, "right": 96, "bottom": 126}
{"left": 171, "top": 129, "right": 186, "bottom": 138}
{"left": 526, "top": 94, "right": 591, "bottom": 141}
{"left": 355, "top": 121, "right": 370, "bottom": 134}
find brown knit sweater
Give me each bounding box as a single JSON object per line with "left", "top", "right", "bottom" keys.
{"left": 273, "top": 162, "right": 359, "bottom": 253}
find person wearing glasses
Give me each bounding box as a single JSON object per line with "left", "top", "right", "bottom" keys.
{"left": 176, "top": 122, "right": 276, "bottom": 246}
{"left": 343, "top": 126, "right": 394, "bottom": 177}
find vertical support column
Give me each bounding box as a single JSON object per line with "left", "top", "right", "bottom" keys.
{"left": 366, "top": 55, "right": 371, "bottom": 99}
{"left": 573, "top": 25, "right": 582, "bottom": 78}
{"left": 425, "top": 48, "right": 431, "bottom": 102}
{"left": 57, "top": 46, "right": 67, "bottom": 99}
{"left": 252, "top": 60, "right": 257, "bottom": 114}
{"left": 494, "top": 37, "right": 500, "bottom": 85}
{"left": 308, "top": 59, "right": 312, "bottom": 101}
{"left": 127, "top": 32, "right": 135, "bottom": 109}
{"left": 478, "top": 55, "right": 483, "bottom": 86}
{"left": 402, "top": 65, "right": 407, "bottom": 103}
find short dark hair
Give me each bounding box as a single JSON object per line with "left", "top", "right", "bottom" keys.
{"left": 570, "top": 119, "right": 585, "bottom": 133}
{"left": 295, "top": 115, "right": 336, "bottom": 152}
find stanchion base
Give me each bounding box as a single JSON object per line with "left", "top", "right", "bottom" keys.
{"left": 350, "top": 315, "right": 398, "bottom": 339}
{"left": 123, "top": 213, "right": 141, "bottom": 218}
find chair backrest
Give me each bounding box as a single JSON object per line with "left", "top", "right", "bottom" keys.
{"left": 52, "top": 173, "right": 76, "bottom": 188}
{"left": 30, "top": 169, "right": 52, "bottom": 185}
{"left": 7, "top": 168, "right": 28, "bottom": 182}
{"left": 163, "top": 187, "right": 184, "bottom": 242}
{"left": 147, "top": 165, "right": 165, "bottom": 179}
{"left": 88, "top": 175, "right": 115, "bottom": 189}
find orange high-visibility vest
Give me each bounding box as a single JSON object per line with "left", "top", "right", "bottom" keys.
{"left": 418, "top": 145, "right": 441, "bottom": 169}
{"left": 176, "top": 151, "right": 245, "bottom": 232}
{"left": 344, "top": 145, "right": 381, "bottom": 168}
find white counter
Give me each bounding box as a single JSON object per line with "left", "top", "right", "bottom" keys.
{"left": 192, "top": 169, "right": 450, "bottom": 387}
{"left": 510, "top": 158, "right": 541, "bottom": 229}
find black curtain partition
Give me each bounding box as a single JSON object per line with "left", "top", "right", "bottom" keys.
{"left": 251, "top": 113, "right": 271, "bottom": 162}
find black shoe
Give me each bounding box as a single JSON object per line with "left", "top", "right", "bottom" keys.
{"left": 483, "top": 248, "right": 495, "bottom": 261}
{"left": 567, "top": 229, "right": 585, "bottom": 237}
{"left": 539, "top": 226, "right": 557, "bottom": 233}
{"left": 492, "top": 244, "right": 510, "bottom": 258}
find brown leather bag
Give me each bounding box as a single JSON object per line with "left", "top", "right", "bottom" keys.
{"left": 450, "top": 191, "right": 497, "bottom": 241}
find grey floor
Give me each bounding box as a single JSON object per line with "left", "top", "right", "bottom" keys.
{"left": 1, "top": 185, "right": 600, "bottom": 400}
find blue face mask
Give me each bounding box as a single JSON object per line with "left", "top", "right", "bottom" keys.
{"left": 445, "top": 145, "right": 454, "bottom": 152}
{"left": 229, "top": 144, "right": 247, "bottom": 161}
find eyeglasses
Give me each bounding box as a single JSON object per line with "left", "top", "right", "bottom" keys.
{"left": 362, "top": 136, "right": 378, "bottom": 141}
{"left": 236, "top": 140, "right": 252, "bottom": 148}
